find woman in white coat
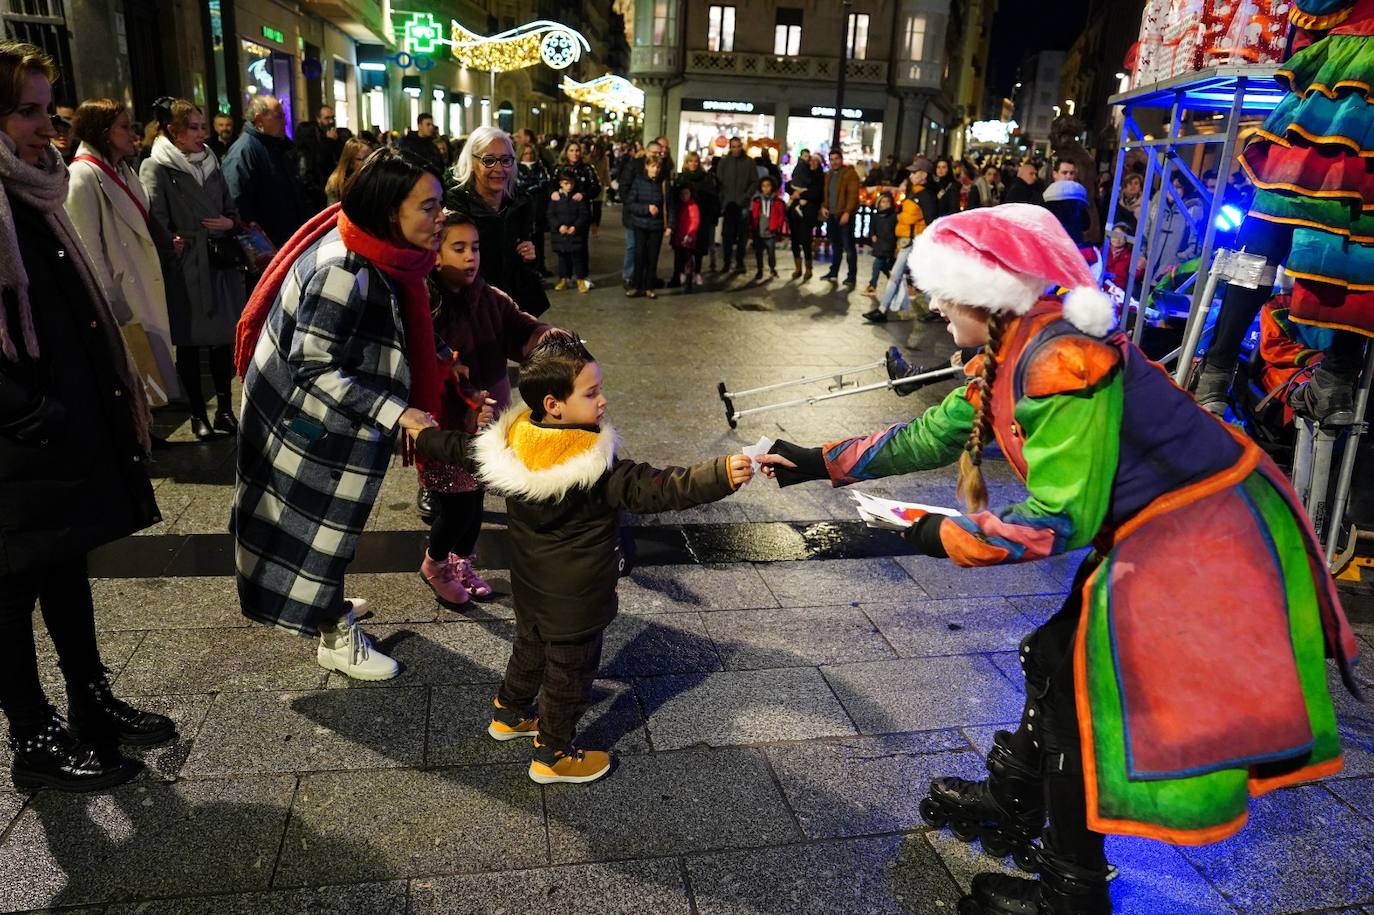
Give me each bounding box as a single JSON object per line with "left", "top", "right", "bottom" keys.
{"left": 65, "top": 98, "right": 179, "bottom": 403}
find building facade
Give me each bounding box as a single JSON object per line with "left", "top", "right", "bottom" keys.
{"left": 1059, "top": 0, "right": 1146, "bottom": 156}
{"left": 625, "top": 0, "right": 977, "bottom": 167}
{"left": 1011, "top": 49, "right": 1065, "bottom": 157}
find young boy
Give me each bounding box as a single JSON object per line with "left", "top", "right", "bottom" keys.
{"left": 865, "top": 190, "right": 897, "bottom": 294}
{"left": 547, "top": 168, "right": 593, "bottom": 293}
{"left": 750, "top": 175, "right": 786, "bottom": 281}
{"left": 413, "top": 336, "right": 753, "bottom": 784}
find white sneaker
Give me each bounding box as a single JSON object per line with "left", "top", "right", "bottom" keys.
{"left": 317, "top": 608, "right": 400, "bottom": 681}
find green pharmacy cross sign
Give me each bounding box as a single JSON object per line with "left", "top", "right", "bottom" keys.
{"left": 402, "top": 12, "right": 445, "bottom": 55}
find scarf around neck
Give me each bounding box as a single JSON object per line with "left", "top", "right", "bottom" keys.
{"left": 234, "top": 203, "right": 442, "bottom": 452}
{"left": 151, "top": 135, "right": 218, "bottom": 186}
{"left": 0, "top": 133, "right": 151, "bottom": 450}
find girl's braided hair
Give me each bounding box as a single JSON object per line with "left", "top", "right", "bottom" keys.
{"left": 955, "top": 310, "right": 1007, "bottom": 513}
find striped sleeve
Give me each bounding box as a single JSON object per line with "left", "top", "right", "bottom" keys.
{"left": 821, "top": 385, "right": 977, "bottom": 485}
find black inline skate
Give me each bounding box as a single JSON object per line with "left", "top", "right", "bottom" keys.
{"left": 957, "top": 834, "right": 1112, "bottom": 915}
{"left": 920, "top": 729, "right": 1044, "bottom": 872}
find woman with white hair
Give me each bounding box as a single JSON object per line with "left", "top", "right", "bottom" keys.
{"left": 443, "top": 125, "right": 548, "bottom": 317}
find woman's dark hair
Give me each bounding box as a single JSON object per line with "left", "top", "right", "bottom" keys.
{"left": 441, "top": 210, "right": 475, "bottom": 230}
{"left": 71, "top": 98, "right": 126, "bottom": 161}
{"left": 152, "top": 96, "right": 201, "bottom": 140}
{"left": 340, "top": 147, "right": 442, "bottom": 240}
{"left": 0, "top": 40, "right": 55, "bottom": 118}
{"left": 519, "top": 334, "right": 596, "bottom": 421}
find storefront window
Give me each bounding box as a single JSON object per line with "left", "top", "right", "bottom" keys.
{"left": 497, "top": 102, "right": 514, "bottom": 134}
{"left": 786, "top": 113, "right": 881, "bottom": 167}
{"left": 678, "top": 111, "right": 776, "bottom": 163}
{"left": 207, "top": 0, "right": 229, "bottom": 114}
{"left": 432, "top": 88, "right": 446, "bottom": 135}
{"left": 368, "top": 87, "right": 389, "bottom": 134}
{"left": 332, "top": 60, "right": 350, "bottom": 130}
{"left": 240, "top": 38, "right": 293, "bottom": 135}
{"left": 449, "top": 95, "right": 466, "bottom": 137}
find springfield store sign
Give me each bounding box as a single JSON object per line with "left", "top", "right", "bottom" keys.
{"left": 682, "top": 98, "right": 776, "bottom": 115}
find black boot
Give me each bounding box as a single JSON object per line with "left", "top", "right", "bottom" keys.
{"left": 189, "top": 414, "right": 217, "bottom": 441}
{"left": 959, "top": 841, "right": 1112, "bottom": 914}
{"left": 921, "top": 730, "right": 1045, "bottom": 871}
{"left": 67, "top": 668, "right": 176, "bottom": 747}
{"left": 1290, "top": 364, "right": 1356, "bottom": 427}
{"left": 10, "top": 708, "right": 142, "bottom": 792}
{"left": 417, "top": 488, "right": 437, "bottom": 524}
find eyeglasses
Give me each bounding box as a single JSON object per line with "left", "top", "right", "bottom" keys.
{"left": 473, "top": 154, "right": 515, "bottom": 168}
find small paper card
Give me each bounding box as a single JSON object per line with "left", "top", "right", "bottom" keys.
{"left": 851, "top": 490, "right": 959, "bottom": 530}
{"left": 740, "top": 436, "right": 775, "bottom": 480}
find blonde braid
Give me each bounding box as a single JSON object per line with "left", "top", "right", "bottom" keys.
{"left": 956, "top": 311, "right": 1005, "bottom": 512}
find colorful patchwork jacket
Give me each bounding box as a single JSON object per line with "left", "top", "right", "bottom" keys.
{"left": 812, "top": 298, "right": 1362, "bottom": 844}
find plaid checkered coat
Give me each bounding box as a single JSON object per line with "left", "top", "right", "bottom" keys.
{"left": 233, "top": 227, "right": 410, "bottom": 636}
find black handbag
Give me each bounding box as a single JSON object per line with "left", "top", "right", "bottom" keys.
{"left": 207, "top": 234, "right": 247, "bottom": 269}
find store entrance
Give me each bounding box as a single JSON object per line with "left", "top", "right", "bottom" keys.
{"left": 240, "top": 38, "right": 294, "bottom": 136}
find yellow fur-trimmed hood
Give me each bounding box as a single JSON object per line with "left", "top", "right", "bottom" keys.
{"left": 474, "top": 402, "right": 619, "bottom": 501}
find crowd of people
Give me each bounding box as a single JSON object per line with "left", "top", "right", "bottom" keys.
{"left": 0, "top": 8, "right": 1369, "bottom": 912}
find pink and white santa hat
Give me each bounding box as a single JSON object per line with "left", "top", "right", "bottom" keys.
{"left": 908, "top": 203, "right": 1116, "bottom": 337}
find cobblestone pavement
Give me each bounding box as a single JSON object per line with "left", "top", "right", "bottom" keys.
{"left": 2, "top": 222, "right": 1372, "bottom": 914}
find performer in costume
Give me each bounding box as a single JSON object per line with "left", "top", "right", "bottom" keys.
{"left": 1195, "top": 0, "right": 1374, "bottom": 424}
{"left": 758, "top": 204, "right": 1362, "bottom": 915}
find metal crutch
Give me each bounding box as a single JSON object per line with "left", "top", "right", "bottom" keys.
{"left": 718, "top": 365, "right": 962, "bottom": 428}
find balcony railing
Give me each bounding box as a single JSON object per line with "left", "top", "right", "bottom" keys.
{"left": 682, "top": 50, "right": 888, "bottom": 84}
{"left": 630, "top": 45, "right": 681, "bottom": 77}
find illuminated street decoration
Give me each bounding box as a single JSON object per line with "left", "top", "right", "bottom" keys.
{"left": 401, "top": 12, "right": 445, "bottom": 55}
{"left": 449, "top": 19, "right": 590, "bottom": 71}
{"left": 560, "top": 74, "right": 645, "bottom": 113}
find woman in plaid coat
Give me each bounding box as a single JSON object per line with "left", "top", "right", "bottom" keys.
{"left": 233, "top": 149, "right": 444, "bottom": 681}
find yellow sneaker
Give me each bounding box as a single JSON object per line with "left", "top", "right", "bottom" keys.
{"left": 528, "top": 738, "right": 612, "bottom": 784}
{"left": 487, "top": 697, "right": 538, "bottom": 742}
{"left": 577, "top": 278, "right": 592, "bottom": 294}
{"left": 554, "top": 278, "right": 569, "bottom": 291}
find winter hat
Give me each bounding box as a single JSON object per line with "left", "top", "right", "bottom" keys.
{"left": 908, "top": 157, "right": 934, "bottom": 176}
{"left": 1043, "top": 179, "right": 1088, "bottom": 204}
{"left": 1109, "top": 220, "right": 1134, "bottom": 237}
{"left": 908, "top": 203, "right": 1115, "bottom": 336}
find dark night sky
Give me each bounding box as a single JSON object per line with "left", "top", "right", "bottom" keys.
{"left": 987, "top": 0, "right": 1093, "bottom": 97}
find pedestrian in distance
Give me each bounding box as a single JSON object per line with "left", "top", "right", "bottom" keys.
{"left": 785, "top": 148, "right": 823, "bottom": 279}
{"left": 749, "top": 174, "right": 786, "bottom": 282}
{"left": 325, "top": 136, "right": 375, "bottom": 205}
{"left": 221, "top": 94, "right": 311, "bottom": 248}
{"left": 623, "top": 154, "right": 669, "bottom": 299}
{"left": 232, "top": 147, "right": 447, "bottom": 682}
{"left": 1003, "top": 158, "right": 1046, "bottom": 207}
{"left": 967, "top": 163, "right": 1004, "bottom": 209}
{"left": 547, "top": 168, "right": 592, "bottom": 293}
{"left": 713, "top": 136, "right": 755, "bottom": 274}
{"left": 139, "top": 96, "right": 249, "bottom": 441}
{"left": 515, "top": 142, "right": 551, "bottom": 276}
{"left": 864, "top": 190, "right": 898, "bottom": 294}
{"left": 819, "top": 148, "right": 860, "bottom": 285}
{"left": 674, "top": 150, "right": 717, "bottom": 286}
{"left": 758, "top": 203, "right": 1361, "bottom": 915}
{"left": 404, "top": 334, "right": 754, "bottom": 785}
{"left": 669, "top": 182, "right": 700, "bottom": 293}
{"left": 417, "top": 212, "right": 559, "bottom": 611}
{"left": 0, "top": 39, "right": 176, "bottom": 793}
{"left": 398, "top": 111, "right": 446, "bottom": 178}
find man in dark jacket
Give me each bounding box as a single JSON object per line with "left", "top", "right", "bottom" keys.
{"left": 820, "top": 149, "right": 861, "bottom": 285}
{"left": 221, "top": 96, "right": 312, "bottom": 247}
{"left": 399, "top": 113, "right": 446, "bottom": 176}
{"left": 1003, "top": 159, "right": 1046, "bottom": 206}
{"left": 713, "top": 137, "right": 756, "bottom": 273}
{"left": 414, "top": 336, "right": 749, "bottom": 785}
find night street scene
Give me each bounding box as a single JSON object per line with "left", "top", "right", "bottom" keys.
{"left": 1, "top": 0, "right": 1373, "bottom": 912}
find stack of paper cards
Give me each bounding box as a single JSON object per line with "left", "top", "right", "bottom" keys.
{"left": 851, "top": 490, "right": 959, "bottom": 530}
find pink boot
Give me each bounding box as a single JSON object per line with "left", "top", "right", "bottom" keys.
{"left": 420, "top": 552, "right": 470, "bottom": 609}
{"left": 453, "top": 554, "right": 494, "bottom": 599}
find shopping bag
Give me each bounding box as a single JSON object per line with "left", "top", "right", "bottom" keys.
{"left": 119, "top": 321, "right": 170, "bottom": 407}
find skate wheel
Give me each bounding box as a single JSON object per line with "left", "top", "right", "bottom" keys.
{"left": 1013, "top": 847, "right": 1039, "bottom": 873}
{"left": 950, "top": 818, "right": 979, "bottom": 842}
{"left": 980, "top": 831, "right": 1011, "bottom": 858}
{"left": 919, "top": 797, "right": 946, "bottom": 828}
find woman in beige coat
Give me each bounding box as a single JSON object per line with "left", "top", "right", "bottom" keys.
{"left": 65, "top": 98, "right": 179, "bottom": 402}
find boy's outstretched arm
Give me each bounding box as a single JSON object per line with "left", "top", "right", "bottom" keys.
{"left": 605, "top": 454, "right": 752, "bottom": 515}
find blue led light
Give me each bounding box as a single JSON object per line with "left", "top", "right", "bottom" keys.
{"left": 1215, "top": 204, "right": 1244, "bottom": 231}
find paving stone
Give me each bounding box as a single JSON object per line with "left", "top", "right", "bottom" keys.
{"left": 426, "top": 679, "right": 648, "bottom": 766}
{"left": 1004, "top": 593, "right": 1072, "bottom": 627}
{"left": 732, "top": 485, "right": 844, "bottom": 523}
{"left": 753, "top": 557, "right": 926, "bottom": 607}
{"left": 624, "top": 501, "right": 752, "bottom": 526}
{"left": 703, "top": 604, "right": 897, "bottom": 669}
{"left": 543, "top": 748, "right": 798, "bottom": 863}
{"left": 862, "top": 597, "right": 1037, "bottom": 657}
{"left": 766, "top": 734, "right": 981, "bottom": 838}
{"left": 90, "top": 576, "right": 248, "bottom": 630}
{"left": 1178, "top": 784, "right": 1374, "bottom": 913}
{"left": 687, "top": 833, "right": 963, "bottom": 915}
{"left": 276, "top": 766, "right": 546, "bottom": 885}
{"left": 1105, "top": 836, "right": 1240, "bottom": 915}
{"left": 601, "top": 613, "right": 723, "bottom": 677}
{"left": 0, "top": 791, "right": 25, "bottom": 831}
{"left": 115, "top": 627, "right": 327, "bottom": 695}
{"left": 105, "top": 882, "right": 408, "bottom": 914}
{"left": 32, "top": 630, "right": 145, "bottom": 696}
{"left": 822, "top": 656, "right": 1025, "bottom": 734}
{"left": 617, "top": 563, "right": 779, "bottom": 614}
{"left": 637, "top": 667, "right": 857, "bottom": 750}
{"left": 0, "top": 776, "right": 295, "bottom": 909}
{"left": 1328, "top": 775, "right": 1374, "bottom": 821}
{"left": 895, "top": 554, "right": 1068, "bottom": 599}
{"left": 182, "top": 687, "right": 426, "bottom": 776}
{"left": 1329, "top": 662, "right": 1374, "bottom": 779}
{"left": 338, "top": 572, "right": 444, "bottom": 624}
{"left": 923, "top": 829, "right": 1020, "bottom": 895}
{"left": 328, "top": 621, "right": 515, "bottom": 688}
{"left": 409, "top": 859, "right": 691, "bottom": 914}
{"left": 988, "top": 650, "right": 1025, "bottom": 685}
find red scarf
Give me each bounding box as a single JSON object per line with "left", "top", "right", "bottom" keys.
{"left": 234, "top": 204, "right": 442, "bottom": 457}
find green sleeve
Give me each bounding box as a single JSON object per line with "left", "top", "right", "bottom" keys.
{"left": 825, "top": 385, "right": 976, "bottom": 484}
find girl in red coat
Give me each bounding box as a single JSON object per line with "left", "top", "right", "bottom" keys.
{"left": 669, "top": 184, "right": 701, "bottom": 293}
{"left": 750, "top": 175, "right": 787, "bottom": 281}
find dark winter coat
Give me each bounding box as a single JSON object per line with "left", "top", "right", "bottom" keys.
{"left": 714, "top": 153, "right": 756, "bottom": 208}
{"left": 221, "top": 125, "right": 311, "bottom": 248}
{"left": 516, "top": 159, "right": 551, "bottom": 235}
{"left": 623, "top": 171, "right": 668, "bottom": 232}
{"left": 786, "top": 160, "right": 823, "bottom": 218}
{"left": 0, "top": 194, "right": 159, "bottom": 576}
{"left": 398, "top": 131, "right": 446, "bottom": 177}
{"left": 470, "top": 407, "right": 737, "bottom": 640}
{"left": 546, "top": 192, "right": 591, "bottom": 254}
{"left": 869, "top": 207, "right": 898, "bottom": 258}
{"left": 444, "top": 182, "right": 549, "bottom": 318}
{"left": 675, "top": 168, "right": 719, "bottom": 256}
{"left": 1004, "top": 178, "right": 1046, "bottom": 207}
{"left": 232, "top": 227, "right": 412, "bottom": 636}
{"left": 139, "top": 154, "right": 248, "bottom": 347}
{"left": 558, "top": 160, "right": 601, "bottom": 201}
{"left": 931, "top": 176, "right": 960, "bottom": 219}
